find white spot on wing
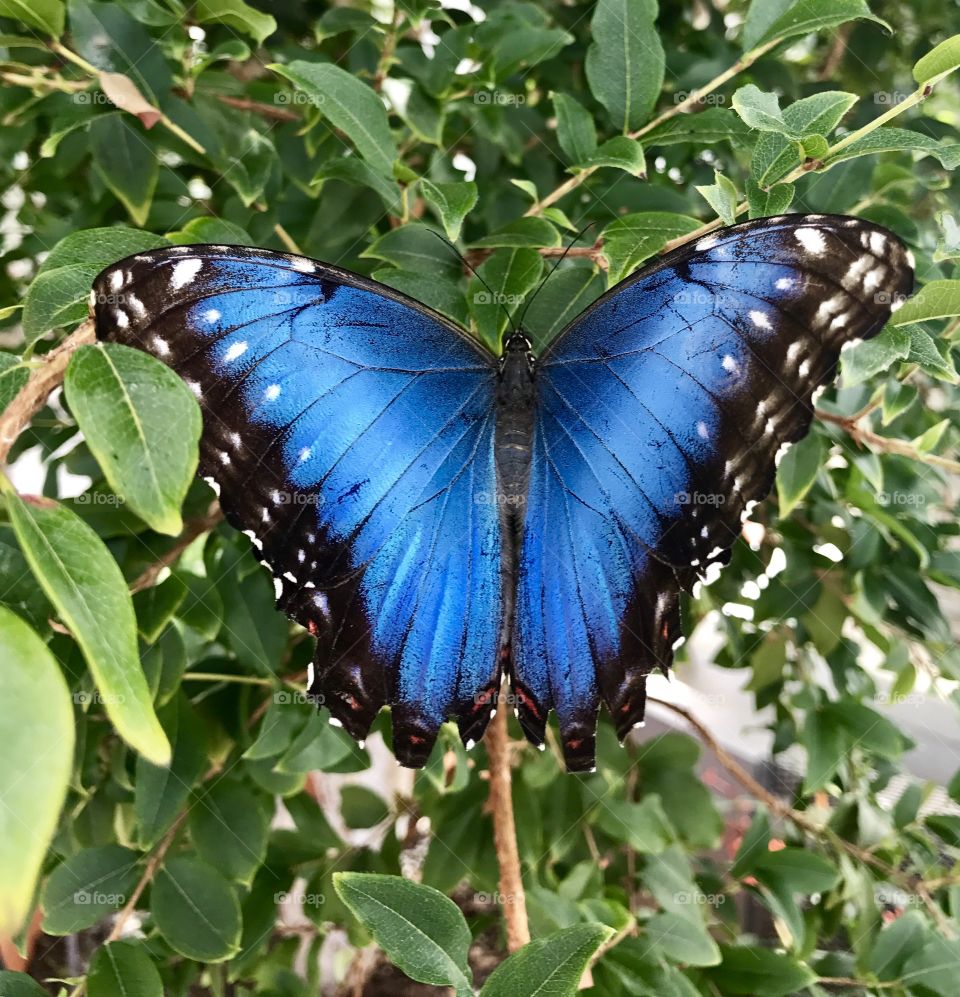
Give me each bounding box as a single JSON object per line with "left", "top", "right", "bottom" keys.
{"left": 203, "top": 308, "right": 221, "bottom": 325}
{"left": 749, "top": 309, "right": 772, "bottom": 330}
{"left": 291, "top": 258, "right": 316, "bottom": 273}
{"left": 721, "top": 354, "right": 739, "bottom": 373}
{"left": 795, "top": 227, "right": 826, "bottom": 254}
{"left": 224, "top": 340, "right": 248, "bottom": 362}
{"left": 696, "top": 235, "right": 719, "bottom": 251}
{"left": 775, "top": 277, "right": 794, "bottom": 290}
{"left": 109, "top": 270, "right": 124, "bottom": 292}
{"left": 264, "top": 384, "right": 281, "bottom": 401}
{"left": 869, "top": 231, "right": 886, "bottom": 254}
{"left": 170, "top": 258, "right": 202, "bottom": 289}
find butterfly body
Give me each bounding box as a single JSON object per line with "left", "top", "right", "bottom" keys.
{"left": 92, "top": 215, "right": 913, "bottom": 771}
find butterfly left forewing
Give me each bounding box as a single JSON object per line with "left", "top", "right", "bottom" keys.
{"left": 511, "top": 214, "right": 914, "bottom": 770}
{"left": 93, "top": 246, "right": 505, "bottom": 765}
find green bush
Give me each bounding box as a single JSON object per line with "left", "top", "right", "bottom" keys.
{"left": 0, "top": 1, "right": 959, "bottom": 994}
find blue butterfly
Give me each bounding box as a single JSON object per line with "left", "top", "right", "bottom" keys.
{"left": 92, "top": 214, "right": 913, "bottom": 771}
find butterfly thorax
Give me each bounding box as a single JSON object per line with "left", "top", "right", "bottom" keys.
{"left": 494, "top": 332, "right": 536, "bottom": 510}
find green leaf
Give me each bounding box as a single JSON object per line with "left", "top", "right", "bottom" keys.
{"left": 341, "top": 786, "right": 391, "bottom": 828}
{"left": 743, "top": 0, "right": 888, "bottom": 49}
{"left": 892, "top": 279, "right": 960, "bottom": 326}
{"left": 363, "top": 224, "right": 459, "bottom": 275}
{"left": 644, "top": 106, "right": 752, "bottom": 146}
{"left": 220, "top": 566, "right": 288, "bottom": 675}
{"left": 0, "top": 0, "right": 64, "bottom": 36}
{"left": 785, "top": 90, "right": 858, "bottom": 135}
{"left": 168, "top": 216, "right": 255, "bottom": 245}
{"left": 553, "top": 92, "right": 597, "bottom": 163}
{"left": 194, "top": 0, "right": 276, "bottom": 43}
{"left": 0, "top": 353, "right": 28, "bottom": 417}
{"left": 645, "top": 911, "right": 721, "bottom": 966}
{"left": 152, "top": 856, "right": 242, "bottom": 962}
{"left": 313, "top": 157, "right": 402, "bottom": 213}
{"left": 825, "top": 128, "right": 959, "bottom": 168}
{"left": 696, "top": 170, "right": 739, "bottom": 226}
{"left": 87, "top": 940, "right": 164, "bottom": 997}
{"left": 373, "top": 269, "right": 469, "bottom": 328}
{"left": 135, "top": 695, "right": 206, "bottom": 846}
{"left": 41, "top": 845, "right": 139, "bottom": 935}
{"left": 334, "top": 872, "right": 473, "bottom": 996}
{"left": 471, "top": 217, "right": 561, "bottom": 249}
{"left": 0, "top": 972, "right": 51, "bottom": 997}
{"left": 0, "top": 608, "right": 74, "bottom": 935}
{"left": 65, "top": 343, "right": 201, "bottom": 536}
{"left": 913, "top": 34, "right": 960, "bottom": 83}
{"left": 480, "top": 924, "right": 613, "bottom": 997}
{"left": 468, "top": 247, "right": 543, "bottom": 349}
{"left": 732, "top": 85, "right": 791, "bottom": 135}
{"left": 22, "top": 227, "right": 168, "bottom": 340}
{"left": 6, "top": 494, "right": 169, "bottom": 764}
{"left": 272, "top": 61, "right": 397, "bottom": 175}
{"left": 89, "top": 115, "right": 158, "bottom": 228}
{"left": 747, "top": 179, "right": 794, "bottom": 218}
{"left": 776, "top": 431, "right": 824, "bottom": 517}
{"left": 585, "top": 0, "right": 664, "bottom": 132}
{"left": 188, "top": 781, "right": 269, "bottom": 885}
{"left": 521, "top": 264, "right": 604, "bottom": 351}
{"left": 707, "top": 944, "right": 817, "bottom": 996}
{"left": 601, "top": 212, "right": 701, "bottom": 284}
{"left": 593, "top": 795, "right": 673, "bottom": 854}
{"left": 841, "top": 325, "right": 911, "bottom": 384}
{"left": 585, "top": 136, "right": 647, "bottom": 176}
{"left": 420, "top": 180, "right": 478, "bottom": 241}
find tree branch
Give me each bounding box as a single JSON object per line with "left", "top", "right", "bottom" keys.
{"left": 0, "top": 321, "right": 95, "bottom": 468}
{"left": 484, "top": 682, "right": 531, "bottom": 952}
{"left": 129, "top": 505, "right": 224, "bottom": 593}
{"left": 648, "top": 696, "right": 956, "bottom": 936}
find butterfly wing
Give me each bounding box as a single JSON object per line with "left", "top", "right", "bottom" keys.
{"left": 511, "top": 214, "right": 914, "bottom": 770}
{"left": 93, "top": 246, "right": 504, "bottom": 765}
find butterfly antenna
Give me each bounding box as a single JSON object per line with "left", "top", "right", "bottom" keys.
{"left": 424, "top": 229, "right": 518, "bottom": 335}
{"left": 515, "top": 221, "right": 597, "bottom": 333}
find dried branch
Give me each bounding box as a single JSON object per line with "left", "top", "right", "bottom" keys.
{"left": 129, "top": 505, "right": 224, "bottom": 593}
{"left": 0, "top": 321, "right": 95, "bottom": 468}
{"left": 649, "top": 696, "right": 956, "bottom": 936}
{"left": 484, "top": 683, "right": 531, "bottom": 952}
{"left": 216, "top": 93, "right": 299, "bottom": 122}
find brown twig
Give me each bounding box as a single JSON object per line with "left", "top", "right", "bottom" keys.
{"left": 818, "top": 23, "right": 852, "bottom": 80}
{"left": 815, "top": 408, "right": 960, "bottom": 473}
{"left": 216, "top": 93, "right": 299, "bottom": 122}
{"left": 484, "top": 682, "right": 531, "bottom": 952}
{"left": 129, "top": 505, "right": 224, "bottom": 593}
{"left": 0, "top": 321, "right": 95, "bottom": 468}
{"left": 648, "top": 696, "right": 956, "bottom": 936}
{"left": 464, "top": 243, "right": 606, "bottom": 269}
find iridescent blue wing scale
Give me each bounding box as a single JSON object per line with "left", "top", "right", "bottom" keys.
{"left": 93, "top": 246, "right": 504, "bottom": 765}
{"left": 511, "top": 214, "right": 914, "bottom": 770}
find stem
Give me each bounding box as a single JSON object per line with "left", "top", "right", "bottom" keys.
{"left": 0, "top": 322, "right": 95, "bottom": 468}
{"left": 49, "top": 41, "right": 99, "bottom": 76}
{"left": 157, "top": 111, "right": 206, "bottom": 156}
{"left": 648, "top": 696, "right": 956, "bottom": 937}
{"left": 274, "top": 223, "right": 305, "bottom": 256}
{"left": 182, "top": 672, "right": 274, "bottom": 686}
{"left": 484, "top": 682, "right": 531, "bottom": 952}
{"left": 524, "top": 37, "right": 783, "bottom": 217}
{"left": 129, "top": 506, "right": 224, "bottom": 592}
{"left": 815, "top": 408, "right": 960, "bottom": 473}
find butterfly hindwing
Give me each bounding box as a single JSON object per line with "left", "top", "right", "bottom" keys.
{"left": 93, "top": 246, "right": 505, "bottom": 764}
{"left": 511, "top": 214, "right": 914, "bottom": 770}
